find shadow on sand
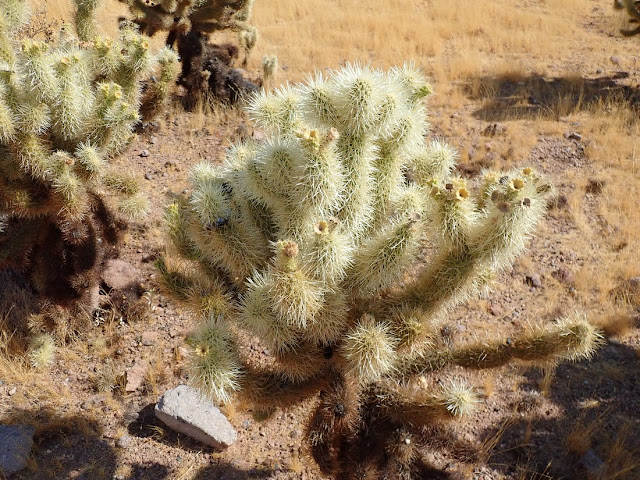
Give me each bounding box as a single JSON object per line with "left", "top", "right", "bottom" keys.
{"left": 465, "top": 72, "right": 640, "bottom": 122}
{"left": 478, "top": 337, "right": 640, "bottom": 479}
{"left": 1, "top": 406, "right": 273, "bottom": 480}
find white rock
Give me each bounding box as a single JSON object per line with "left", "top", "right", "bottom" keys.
{"left": 155, "top": 385, "right": 237, "bottom": 448}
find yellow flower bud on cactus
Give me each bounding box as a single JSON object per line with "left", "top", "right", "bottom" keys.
{"left": 510, "top": 177, "right": 525, "bottom": 190}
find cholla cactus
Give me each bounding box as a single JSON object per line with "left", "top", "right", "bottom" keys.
{"left": 118, "top": 0, "right": 259, "bottom": 104}
{"left": 163, "top": 64, "right": 602, "bottom": 477}
{"left": 0, "top": 1, "right": 178, "bottom": 312}
{"left": 614, "top": 0, "right": 640, "bottom": 36}
{"left": 261, "top": 54, "right": 277, "bottom": 86}
{"left": 118, "top": 0, "right": 257, "bottom": 63}
{"left": 117, "top": 0, "right": 255, "bottom": 38}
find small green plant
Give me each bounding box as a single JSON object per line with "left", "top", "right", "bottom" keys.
{"left": 0, "top": 1, "right": 178, "bottom": 326}
{"left": 162, "top": 64, "right": 602, "bottom": 477}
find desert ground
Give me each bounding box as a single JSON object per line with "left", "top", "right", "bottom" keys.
{"left": 1, "top": 0, "right": 639, "bottom": 479}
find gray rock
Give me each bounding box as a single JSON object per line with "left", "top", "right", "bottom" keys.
{"left": 125, "top": 361, "right": 148, "bottom": 393}
{"left": 564, "top": 131, "right": 582, "bottom": 141}
{"left": 155, "top": 385, "right": 237, "bottom": 448}
{"left": 141, "top": 331, "right": 158, "bottom": 346}
{"left": 580, "top": 449, "right": 606, "bottom": 479}
{"left": 0, "top": 425, "right": 35, "bottom": 476}
{"left": 488, "top": 302, "right": 503, "bottom": 317}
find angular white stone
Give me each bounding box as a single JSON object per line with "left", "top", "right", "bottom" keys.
{"left": 154, "top": 385, "right": 237, "bottom": 448}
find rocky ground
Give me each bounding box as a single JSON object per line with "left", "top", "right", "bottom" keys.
{"left": 1, "top": 71, "right": 640, "bottom": 480}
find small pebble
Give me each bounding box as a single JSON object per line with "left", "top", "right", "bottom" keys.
{"left": 525, "top": 274, "right": 542, "bottom": 288}
{"left": 564, "top": 131, "right": 582, "bottom": 141}
{"left": 8, "top": 386, "right": 17, "bottom": 396}
{"left": 140, "top": 149, "right": 150, "bottom": 157}
{"left": 116, "top": 434, "right": 132, "bottom": 448}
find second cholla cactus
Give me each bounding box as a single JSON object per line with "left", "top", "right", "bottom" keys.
{"left": 163, "top": 64, "right": 602, "bottom": 477}
{"left": 0, "top": 1, "right": 178, "bottom": 312}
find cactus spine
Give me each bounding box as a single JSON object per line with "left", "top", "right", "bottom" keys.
{"left": 162, "top": 64, "right": 602, "bottom": 477}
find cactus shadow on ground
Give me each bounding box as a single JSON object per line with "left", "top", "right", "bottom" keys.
{"left": 0, "top": 269, "right": 42, "bottom": 354}
{"left": 0, "top": 408, "right": 119, "bottom": 480}
{"left": 465, "top": 73, "right": 640, "bottom": 122}
{"left": 0, "top": 406, "right": 273, "bottom": 479}
{"left": 479, "top": 337, "right": 640, "bottom": 479}
{"left": 191, "top": 463, "right": 273, "bottom": 480}
{"left": 126, "top": 403, "right": 214, "bottom": 453}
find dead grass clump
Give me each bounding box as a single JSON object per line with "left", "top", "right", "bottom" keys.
{"left": 594, "top": 313, "right": 637, "bottom": 338}
{"left": 602, "top": 421, "right": 640, "bottom": 480}
{"left": 92, "top": 358, "right": 125, "bottom": 393}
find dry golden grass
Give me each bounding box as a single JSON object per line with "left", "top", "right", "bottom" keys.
{"left": 594, "top": 312, "right": 637, "bottom": 338}
{"left": 251, "top": 0, "right": 606, "bottom": 83}
{"left": 565, "top": 411, "right": 604, "bottom": 456}
{"left": 29, "top": 0, "right": 128, "bottom": 37}
{"left": 0, "top": 330, "right": 30, "bottom": 389}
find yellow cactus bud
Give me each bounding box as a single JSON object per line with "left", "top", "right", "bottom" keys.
{"left": 510, "top": 178, "right": 525, "bottom": 190}
{"left": 456, "top": 187, "right": 469, "bottom": 201}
